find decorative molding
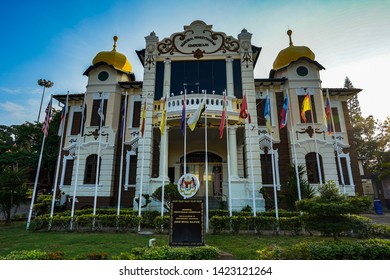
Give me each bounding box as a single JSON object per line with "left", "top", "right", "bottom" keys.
{"left": 296, "top": 125, "right": 325, "bottom": 140}
{"left": 157, "top": 20, "right": 239, "bottom": 59}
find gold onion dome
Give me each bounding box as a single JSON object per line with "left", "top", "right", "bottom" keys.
{"left": 92, "top": 36, "right": 132, "bottom": 73}
{"left": 273, "top": 30, "right": 315, "bottom": 70}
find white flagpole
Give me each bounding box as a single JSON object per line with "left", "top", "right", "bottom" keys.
{"left": 246, "top": 93, "right": 256, "bottom": 217}
{"left": 70, "top": 92, "right": 87, "bottom": 230}
{"left": 93, "top": 93, "right": 104, "bottom": 229}
{"left": 49, "top": 92, "right": 69, "bottom": 229}
{"left": 286, "top": 88, "right": 302, "bottom": 201}
{"left": 27, "top": 95, "right": 53, "bottom": 230}
{"left": 307, "top": 89, "right": 323, "bottom": 185}
{"left": 267, "top": 90, "right": 279, "bottom": 223}
{"left": 160, "top": 93, "right": 168, "bottom": 227}
{"left": 138, "top": 95, "right": 147, "bottom": 231}
{"left": 183, "top": 89, "right": 187, "bottom": 180}
{"left": 326, "top": 89, "right": 346, "bottom": 194}
{"left": 225, "top": 91, "right": 232, "bottom": 217}
{"left": 204, "top": 90, "right": 209, "bottom": 232}
{"left": 117, "top": 91, "right": 128, "bottom": 218}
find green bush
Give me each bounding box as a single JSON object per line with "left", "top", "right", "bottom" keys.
{"left": 0, "top": 250, "right": 63, "bottom": 260}
{"left": 117, "top": 215, "right": 142, "bottom": 231}
{"left": 154, "top": 216, "right": 170, "bottom": 233}
{"left": 370, "top": 223, "right": 390, "bottom": 238}
{"left": 210, "top": 216, "right": 230, "bottom": 233}
{"left": 140, "top": 211, "right": 160, "bottom": 228}
{"left": 278, "top": 216, "right": 303, "bottom": 235}
{"left": 32, "top": 214, "right": 50, "bottom": 230}
{"left": 231, "top": 216, "right": 247, "bottom": 233}
{"left": 257, "top": 239, "right": 390, "bottom": 260}
{"left": 130, "top": 246, "right": 220, "bottom": 260}
{"left": 251, "top": 216, "right": 277, "bottom": 234}
{"left": 76, "top": 252, "right": 109, "bottom": 260}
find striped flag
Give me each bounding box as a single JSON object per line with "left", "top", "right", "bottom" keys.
{"left": 219, "top": 93, "right": 227, "bottom": 139}
{"left": 264, "top": 95, "right": 271, "bottom": 134}
{"left": 120, "top": 98, "right": 127, "bottom": 139}
{"left": 187, "top": 98, "right": 205, "bottom": 131}
{"left": 42, "top": 99, "right": 52, "bottom": 137}
{"left": 280, "top": 94, "right": 289, "bottom": 129}
{"left": 57, "top": 105, "right": 67, "bottom": 136}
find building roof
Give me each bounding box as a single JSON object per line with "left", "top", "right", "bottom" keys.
{"left": 53, "top": 93, "right": 85, "bottom": 104}
{"left": 324, "top": 87, "right": 362, "bottom": 97}
{"left": 273, "top": 30, "right": 320, "bottom": 71}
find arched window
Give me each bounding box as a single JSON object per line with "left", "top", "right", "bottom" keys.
{"left": 84, "top": 154, "right": 101, "bottom": 184}
{"left": 305, "top": 152, "right": 324, "bottom": 184}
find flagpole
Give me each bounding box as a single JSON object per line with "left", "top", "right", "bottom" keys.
{"left": 286, "top": 88, "right": 302, "bottom": 201}
{"left": 70, "top": 92, "right": 87, "bottom": 230}
{"left": 160, "top": 93, "right": 168, "bottom": 230}
{"left": 326, "top": 89, "right": 346, "bottom": 194}
{"left": 225, "top": 91, "right": 232, "bottom": 217}
{"left": 49, "top": 92, "right": 69, "bottom": 229}
{"left": 27, "top": 95, "right": 53, "bottom": 230}
{"left": 245, "top": 93, "right": 256, "bottom": 217}
{"left": 307, "top": 89, "right": 323, "bottom": 185}
{"left": 267, "top": 90, "right": 279, "bottom": 223}
{"left": 138, "top": 94, "right": 147, "bottom": 231}
{"left": 117, "top": 91, "right": 128, "bottom": 220}
{"left": 93, "top": 92, "right": 104, "bottom": 230}
{"left": 184, "top": 89, "right": 187, "bottom": 181}
{"left": 204, "top": 90, "right": 209, "bottom": 232}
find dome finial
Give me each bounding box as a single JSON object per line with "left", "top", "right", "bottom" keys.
{"left": 113, "top": 36, "right": 118, "bottom": 51}
{"left": 287, "top": 29, "right": 293, "bottom": 46}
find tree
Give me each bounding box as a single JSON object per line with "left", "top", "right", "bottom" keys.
{"left": 151, "top": 183, "right": 182, "bottom": 210}
{"left": 296, "top": 181, "right": 371, "bottom": 239}
{"left": 0, "top": 167, "right": 28, "bottom": 224}
{"left": 281, "top": 164, "right": 315, "bottom": 211}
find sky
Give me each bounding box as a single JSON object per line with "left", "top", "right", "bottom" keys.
{"left": 0, "top": 0, "right": 389, "bottom": 126}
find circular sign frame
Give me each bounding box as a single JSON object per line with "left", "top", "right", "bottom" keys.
{"left": 177, "top": 173, "right": 200, "bottom": 199}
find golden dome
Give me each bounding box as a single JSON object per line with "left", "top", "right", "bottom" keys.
{"left": 92, "top": 36, "right": 132, "bottom": 73}
{"left": 273, "top": 30, "right": 315, "bottom": 70}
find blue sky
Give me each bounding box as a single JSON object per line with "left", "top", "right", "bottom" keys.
{"left": 0, "top": 0, "right": 389, "bottom": 125}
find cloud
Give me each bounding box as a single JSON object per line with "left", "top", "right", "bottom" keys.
{"left": 0, "top": 100, "right": 39, "bottom": 125}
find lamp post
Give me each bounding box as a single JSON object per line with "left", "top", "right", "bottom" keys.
{"left": 37, "top": 79, "right": 54, "bottom": 123}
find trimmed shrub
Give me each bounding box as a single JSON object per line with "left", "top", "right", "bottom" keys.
{"left": 154, "top": 216, "right": 170, "bottom": 233}
{"left": 370, "top": 223, "right": 390, "bottom": 238}
{"left": 0, "top": 250, "right": 64, "bottom": 260}
{"left": 130, "top": 246, "right": 220, "bottom": 260}
{"left": 231, "top": 216, "right": 247, "bottom": 233}
{"left": 251, "top": 216, "right": 277, "bottom": 234}
{"left": 210, "top": 216, "right": 230, "bottom": 233}
{"left": 278, "top": 216, "right": 303, "bottom": 235}
{"left": 257, "top": 239, "right": 390, "bottom": 260}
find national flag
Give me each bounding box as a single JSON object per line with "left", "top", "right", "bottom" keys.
{"left": 97, "top": 99, "right": 105, "bottom": 125}
{"left": 57, "top": 104, "right": 67, "bottom": 136}
{"left": 180, "top": 94, "right": 186, "bottom": 136}
{"left": 325, "top": 97, "right": 332, "bottom": 135}
{"left": 219, "top": 94, "right": 227, "bottom": 139}
{"left": 141, "top": 97, "right": 146, "bottom": 138}
{"left": 187, "top": 98, "right": 206, "bottom": 131}
{"left": 301, "top": 93, "right": 311, "bottom": 123}
{"left": 240, "top": 95, "right": 252, "bottom": 124}
{"left": 280, "top": 94, "right": 289, "bottom": 129}
{"left": 81, "top": 103, "right": 87, "bottom": 136}
{"left": 264, "top": 96, "right": 271, "bottom": 134}
{"left": 42, "top": 100, "right": 52, "bottom": 137}
{"left": 160, "top": 97, "right": 167, "bottom": 135}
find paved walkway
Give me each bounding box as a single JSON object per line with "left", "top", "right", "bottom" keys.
{"left": 361, "top": 211, "right": 390, "bottom": 226}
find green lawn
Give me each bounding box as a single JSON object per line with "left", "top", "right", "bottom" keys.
{"left": 0, "top": 222, "right": 340, "bottom": 259}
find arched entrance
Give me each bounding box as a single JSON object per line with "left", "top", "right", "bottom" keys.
{"left": 180, "top": 152, "right": 223, "bottom": 197}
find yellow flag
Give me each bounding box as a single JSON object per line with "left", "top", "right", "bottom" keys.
{"left": 160, "top": 98, "right": 167, "bottom": 135}
{"left": 301, "top": 93, "right": 311, "bottom": 123}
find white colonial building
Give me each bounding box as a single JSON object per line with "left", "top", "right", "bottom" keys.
{"left": 53, "top": 20, "right": 362, "bottom": 212}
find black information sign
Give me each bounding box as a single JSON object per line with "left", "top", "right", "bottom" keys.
{"left": 169, "top": 200, "right": 205, "bottom": 246}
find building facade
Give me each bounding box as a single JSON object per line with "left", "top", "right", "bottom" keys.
{"left": 54, "top": 20, "right": 363, "bottom": 212}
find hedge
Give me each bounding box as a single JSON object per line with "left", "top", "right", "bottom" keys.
{"left": 257, "top": 239, "right": 390, "bottom": 260}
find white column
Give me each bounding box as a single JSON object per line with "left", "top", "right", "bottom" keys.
{"left": 163, "top": 58, "right": 171, "bottom": 97}
{"left": 226, "top": 57, "right": 234, "bottom": 97}
{"left": 159, "top": 127, "right": 169, "bottom": 180}
{"left": 228, "top": 126, "right": 238, "bottom": 178}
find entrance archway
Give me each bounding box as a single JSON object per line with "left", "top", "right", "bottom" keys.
{"left": 180, "top": 152, "right": 223, "bottom": 197}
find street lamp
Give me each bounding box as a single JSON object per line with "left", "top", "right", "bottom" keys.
{"left": 37, "top": 79, "right": 54, "bottom": 123}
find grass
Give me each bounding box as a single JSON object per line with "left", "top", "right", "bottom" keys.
{"left": 0, "top": 222, "right": 345, "bottom": 260}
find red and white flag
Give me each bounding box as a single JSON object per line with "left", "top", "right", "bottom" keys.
{"left": 42, "top": 99, "right": 52, "bottom": 137}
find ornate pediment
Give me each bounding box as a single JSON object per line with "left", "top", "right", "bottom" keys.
{"left": 157, "top": 20, "right": 240, "bottom": 59}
